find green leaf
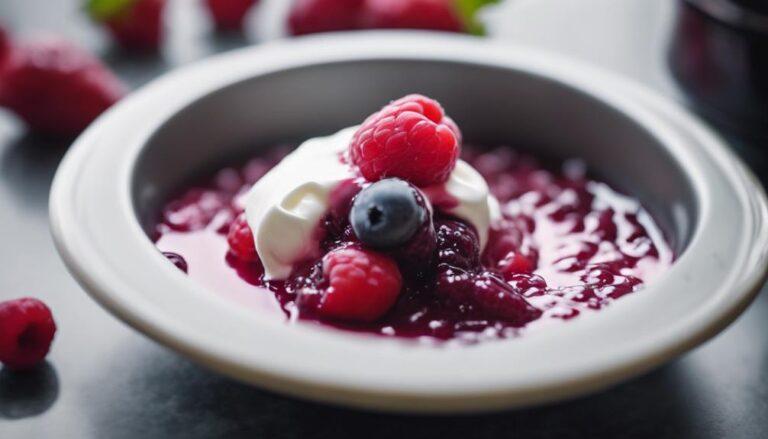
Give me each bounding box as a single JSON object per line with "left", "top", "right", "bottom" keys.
{"left": 85, "top": 0, "right": 135, "bottom": 20}
{"left": 455, "top": 0, "right": 502, "bottom": 35}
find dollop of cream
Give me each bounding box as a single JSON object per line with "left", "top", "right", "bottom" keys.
{"left": 246, "top": 127, "right": 501, "bottom": 280}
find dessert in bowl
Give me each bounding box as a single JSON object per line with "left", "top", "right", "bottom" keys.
{"left": 50, "top": 34, "right": 768, "bottom": 411}
{"left": 154, "top": 94, "right": 674, "bottom": 342}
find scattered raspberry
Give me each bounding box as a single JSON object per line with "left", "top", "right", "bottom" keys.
{"left": 205, "top": 0, "right": 259, "bottom": 31}
{"left": 435, "top": 268, "right": 541, "bottom": 326}
{"left": 350, "top": 94, "right": 460, "bottom": 187}
{"left": 88, "top": 0, "right": 166, "bottom": 51}
{"left": 435, "top": 218, "right": 480, "bottom": 270}
{"left": 288, "top": 0, "right": 363, "bottom": 35}
{"left": 227, "top": 213, "right": 258, "bottom": 261}
{"left": 317, "top": 247, "right": 402, "bottom": 322}
{"left": 361, "top": 0, "right": 464, "bottom": 32}
{"left": 0, "top": 37, "right": 125, "bottom": 136}
{"left": 0, "top": 298, "right": 57, "bottom": 370}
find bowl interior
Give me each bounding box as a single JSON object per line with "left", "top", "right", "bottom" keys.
{"left": 132, "top": 59, "right": 697, "bottom": 254}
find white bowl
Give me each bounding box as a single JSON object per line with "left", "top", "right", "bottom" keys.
{"left": 49, "top": 33, "right": 768, "bottom": 412}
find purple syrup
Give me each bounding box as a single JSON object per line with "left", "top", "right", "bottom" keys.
{"left": 153, "top": 145, "right": 674, "bottom": 342}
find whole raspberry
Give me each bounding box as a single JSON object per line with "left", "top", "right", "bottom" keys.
{"left": 0, "top": 37, "right": 126, "bottom": 136}
{"left": 288, "top": 0, "right": 363, "bottom": 35}
{"left": 87, "top": 0, "right": 166, "bottom": 51}
{"left": 205, "top": 0, "right": 259, "bottom": 31}
{"left": 316, "top": 247, "right": 402, "bottom": 322}
{"left": 0, "top": 298, "right": 57, "bottom": 370}
{"left": 227, "top": 213, "right": 258, "bottom": 261}
{"left": 349, "top": 94, "right": 461, "bottom": 187}
{"left": 361, "top": 0, "right": 464, "bottom": 32}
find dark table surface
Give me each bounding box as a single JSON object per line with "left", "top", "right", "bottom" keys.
{"left": 1, "top": 0, "right": 767, "bottom": 438}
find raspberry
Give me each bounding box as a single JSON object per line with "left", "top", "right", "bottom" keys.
{"left": 88, "top": 0, "right": 166, "bottom": 51}
{"left": 435, "top": 218, "right": 480, "bottom": 270}
{"left": 317, "top": 247, "right": 402, "bottom": 322}
{"left": 361, "top": 0, "right": 464, "bottom": 32}
{"left": 0, "top": 298, "right": 57, "bottom": 370}
{"left": 0, "top": 37, "right": 125, "bottom": 137}
{"left": 288, "top": 0, "right": 363, "bottom": 35}
{"left": 435, "top": 268, "right": 541, "bottom": 325}
{"left": 205, "top": 0, "right": 259, "bottom": 30}
{"left": 162, "top": 189, "right": 228, "bottom": 231}
{"left": 349, "top": 94, "right": 461, "bottom": 187}
{"left": 227, "top": 213, "right": 258, "bottom": 261}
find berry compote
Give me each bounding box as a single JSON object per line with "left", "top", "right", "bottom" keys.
{"left": 153, "top": 144, "right": 673, "bottom": 343}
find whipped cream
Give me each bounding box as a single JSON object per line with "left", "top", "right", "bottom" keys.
{"left": 245, "top": 127, "right": 501, "bottom": 280}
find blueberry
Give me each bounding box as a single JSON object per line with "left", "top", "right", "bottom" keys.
{"left": 350, "top": 178, "right": 427, "bottom": 249}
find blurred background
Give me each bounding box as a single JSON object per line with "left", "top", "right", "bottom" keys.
{"left": 0, "top": 0, "right": 767, "bottom": 438}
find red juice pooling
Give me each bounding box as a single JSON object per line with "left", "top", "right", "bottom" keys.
{"left": 153, "top": 144, "right": 674, "bottom": 343}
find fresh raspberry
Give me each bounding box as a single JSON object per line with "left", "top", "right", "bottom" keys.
{"left": 434, "top": 268, "right": 541, "bottom": 325}
{"left": 350, "top": 94, "right": 461, "bottom": 187}
{"left": 317, "top": 247, "right": 402, "bottom": 322}
{"left": 227, "top": 213, "right": 258, "bottom": 261}
{"left": 0, "top": 298, "right": 57, "bottom": 370}
{"left": 205, "top": 0, "right": 259, "bottom": 31}
{"left": 361, "top": 0, "right": 464, "bottom": 32}
{"left": 288, "top": 0, "right": 363, "bottom": 35}
{"left": 435, "top": 218, "right": 480, "bottom": 270}
{"left": 0, "top": 37, "right": 125, "bottom": 137}
{"left": 88, "top": 0, "right": 166, "bottom": 51}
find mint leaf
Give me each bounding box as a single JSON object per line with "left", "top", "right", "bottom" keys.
{"left": 85, "top": 0, "right": 135, "bottom": 20}
{"left": 455, "top": 0, "right": 502, "bottom": 35}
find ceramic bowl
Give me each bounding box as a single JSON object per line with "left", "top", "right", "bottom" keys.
{"left": 50, "top": 33, "right": 768, "bottom": 412}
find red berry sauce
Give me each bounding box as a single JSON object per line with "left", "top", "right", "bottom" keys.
{"left": 153, "top": 145, "right": 674, "bottom": 342}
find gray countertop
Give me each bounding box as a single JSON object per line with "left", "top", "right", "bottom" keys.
{"left": 1, "top": 0, "right": 767, "bottom": 437}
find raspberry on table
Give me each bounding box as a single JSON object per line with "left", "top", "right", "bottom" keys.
{"left": 360, "top": 0, "right": 464, "bottom": 32}
{"left": 0, "top": 298, "right": 57, "bottom": 370}
{"left": 349, "top": 94, "right": 461, "bottom": 187}
{"left": 227, "top": 213, "right": 259, "bottom": 262}
{"left": 0, "top": 36, "right": 126, "bottom": 137}
{"left": 288, "top": 0, "right": 363, "bottom": 35}
{"left": 205, "top": 0, "right": 259, "bottom": 31}
{"left": 316, "top": 247, "right": 403, "bottom": 322}
{"left": 87, "top": 0, "right": 166, "bottom": 52}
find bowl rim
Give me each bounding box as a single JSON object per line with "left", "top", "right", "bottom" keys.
{"left": 49, "top": 32, "right": 768, "bottom": 412}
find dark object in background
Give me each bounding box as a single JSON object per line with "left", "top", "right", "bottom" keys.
{"left": 669, "top": 0, "right": 768, "bottom": 140}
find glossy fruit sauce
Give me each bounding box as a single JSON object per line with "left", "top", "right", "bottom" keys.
{"left": 153, "top": 144, "right": 674, "bottom": 343}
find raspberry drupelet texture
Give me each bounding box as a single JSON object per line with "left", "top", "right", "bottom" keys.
{"left": 0, "top": 298, "right": 57, "bottom": 370}
{"left": 314, "top": 247, "right": 403, "bottom": 322}
{"left": 349, "top": 94, "right": 461, "bottom": 187}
